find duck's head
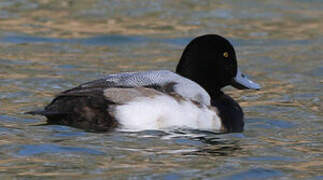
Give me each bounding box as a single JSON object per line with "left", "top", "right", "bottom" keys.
{"left": 176, "top": 34, "right": 261, "bottom": 95}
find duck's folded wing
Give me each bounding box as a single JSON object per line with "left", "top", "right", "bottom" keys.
{"left": 60, "top": 78, "right": 118, "bottom": 94}
{"left": 61, "top": 70, "right": 211, "bottom": 105}
{"left": 60, "top": 70, "right": 175, "bottom": 95}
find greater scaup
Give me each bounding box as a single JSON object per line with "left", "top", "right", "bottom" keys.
{"left": 26, "top": 34, "right": 261, "bottom": 133}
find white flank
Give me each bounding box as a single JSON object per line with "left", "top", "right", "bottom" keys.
{"left": 114, "top": 95, "right": 222, "bottom": 131}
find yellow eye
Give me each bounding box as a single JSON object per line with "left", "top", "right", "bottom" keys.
{"left": 223, "top": 52, "right": 229, "bottom": 58}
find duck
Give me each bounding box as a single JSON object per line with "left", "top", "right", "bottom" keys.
{"left": 26, "top": 34, "right": 261, "bottom": 133}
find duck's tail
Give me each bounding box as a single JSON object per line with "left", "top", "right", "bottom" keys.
{"left": 25, "top": 109, "right": 66, "bottom": 116}
{"left": 24, "top": 109, "right": 69, "bottom": 127}
{"left": 25, "top": 93, "right": 118, "bottom": 131}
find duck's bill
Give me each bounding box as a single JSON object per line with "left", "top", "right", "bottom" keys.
{"left": 231, "top": 69, "right": 261, "bottom": 90}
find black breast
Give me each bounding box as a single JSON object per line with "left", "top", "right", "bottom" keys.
{"left": 211, "top": 92, "right": 244, "bottom": 132}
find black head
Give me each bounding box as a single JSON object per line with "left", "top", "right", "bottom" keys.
{"left": 176, "top": 34, "right": 260, "bottom": 95}
{"left": 176, "top": 34, "right": 237, "bottom": 92}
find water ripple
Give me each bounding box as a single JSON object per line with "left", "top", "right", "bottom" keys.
{"left": 16, "top": 144, "right": 105, "bottom": 156}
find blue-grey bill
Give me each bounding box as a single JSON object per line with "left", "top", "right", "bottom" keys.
{"left": 231, "top": 69, "right": 261, "bottom": 90}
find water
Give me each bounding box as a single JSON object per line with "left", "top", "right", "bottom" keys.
{"left": 0, "top": 0, "right": 322, "bottom": 179}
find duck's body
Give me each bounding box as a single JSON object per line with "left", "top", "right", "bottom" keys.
{"left": 27, "top": 34, "right": 261, "bottom": 133}
{"left": 33, "top": 71, "right": 219, "bottom": 131}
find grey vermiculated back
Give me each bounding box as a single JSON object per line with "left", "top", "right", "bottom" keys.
{"left": 100, "top": 70, "right": 211, "bottom": 105}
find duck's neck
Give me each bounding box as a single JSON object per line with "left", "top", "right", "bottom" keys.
{"left": 209, "top": 90, "right": 244, "bottom": 133}
{"left": 209, "top": 89, "right": 224, "bottom": 99}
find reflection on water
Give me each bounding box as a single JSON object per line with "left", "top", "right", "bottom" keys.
{"left": 0, "top": 0, "right": 322, "bottom": 179}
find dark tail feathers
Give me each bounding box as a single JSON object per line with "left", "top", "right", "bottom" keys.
{"left": 25, "top": 110, "right": 67, "bottom": 116}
